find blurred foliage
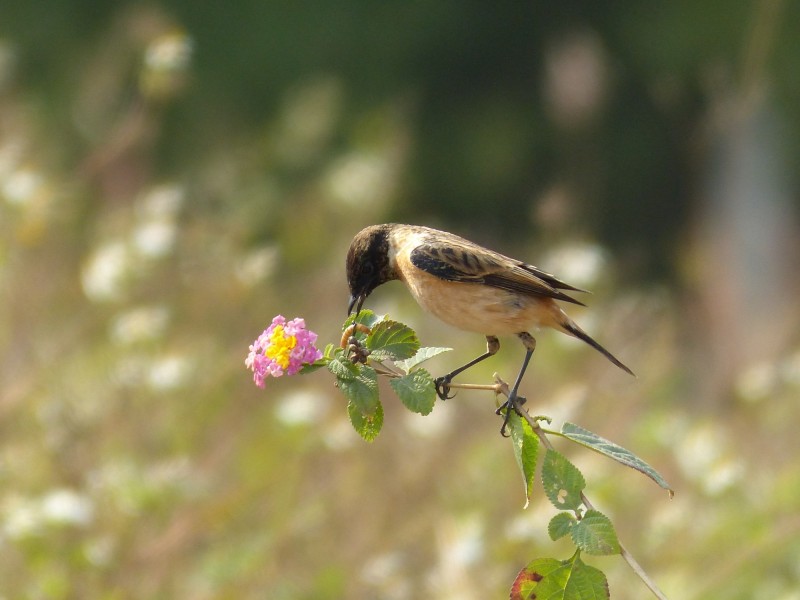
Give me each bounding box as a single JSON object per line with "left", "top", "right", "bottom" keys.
{"left": 1, "top": 1, "right": 800, "bottom": 599}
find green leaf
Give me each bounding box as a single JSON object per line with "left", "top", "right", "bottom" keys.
{"left": 326, "top": 350, "right": 359, "bottom": 381}
{"left": 343, "top": 309, "right": 383, "bottom": 331}
{"left": 516, "top": 552, "right": 609, "bottom": 600}
{"left": 560, "top": 422, "right": 673, "bottom": 495}
{"left": 548, "top": 512, "right": 577, "bottom": 541}
{"left": 389, "top": 368, "right": 436, "bottom": 415}
{"left": 394, "top": 346, "right": 453, "bottom": 374}
{"left": 507, "top": 412, "right": 539, "bottom": 508}
{"left": 347, "top": 398, "right": 384, "bottom": 442}
{"left": 338, "top": 365, "right": 379, "bottom": 416}
{"left": 542, "top": 449, "right": 586, "bottom": 512}
{"left": 571, "top": 510, "right": 620, "bottom": 556}
{"left": 366, "top": 320, "right": 420, "bottom": 361}
{"left": 510, "top": 557, "right": 562, "bottom": 600}
{"left": 298, "top": 360, "right": 326, "bottom": 375}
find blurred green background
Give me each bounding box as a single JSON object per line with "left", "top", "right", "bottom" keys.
{"left": 1, "top": 1, "right": 799, "bottom": 598}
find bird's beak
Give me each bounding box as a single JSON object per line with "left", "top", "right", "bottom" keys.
{"left": 348, "top": 293, "right": 365, "bottom": 316}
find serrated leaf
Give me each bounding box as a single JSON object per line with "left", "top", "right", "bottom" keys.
{"left": 536, "top": 553, "right": 609, "bottom": 600}
{"left": 389, "top": 368, "right": 436, "bottom": 415}
{"left": 394, "top": 347, "right": 453, "bottom": 373}
{"left": 542, "top": 449, "right": 586, "bottom": 512}
{"left": 326, "top": 350, "right": 359, "bottom": 380}
{"left": 509, "top": 557, "right": 562, "bottom": 600}
{"left": 507, "top": 412, "right": 539, "bottom": 508}
{"left": 561, "top": 422, "right": 673, "bottom": 495}
{"left": 571, "top": 510, "right": 620, "bottom": 556}
{"left": 338, "top": 365, "right": 379, "bottom": 416}
{"left": 343, "top": 309, "right": 384, "bottom": 331}
{"left": 366, "top": 320, "right": 420, "bottom": 361}
{"left": 347, "top": 398, "right": 384, "bottom": 442}
{"left": 548, "top": 512, "right": 577, "bottom": 541}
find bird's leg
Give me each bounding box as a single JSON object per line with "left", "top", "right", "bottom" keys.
{"left": 497, "top": 332, "right": 536, "bottom": 437}
{"left": 435, "top": 336, "right": 500, "bottom": 400}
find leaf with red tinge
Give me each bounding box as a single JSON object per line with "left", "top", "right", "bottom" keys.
{"left": 509, "top": 558, "right": 560, "bottom": 600}
{"left": 510, "top": 552, "right": 610, "bottom": 600}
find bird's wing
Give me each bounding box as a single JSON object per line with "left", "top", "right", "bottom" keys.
{"left": 409, "top": 236, "right": 586, "bottom": 306}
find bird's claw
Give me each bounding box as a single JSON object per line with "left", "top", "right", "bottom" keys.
{"left": 497, "top": 394, "right": 526, "bottom": 437}
{"left": 434, "top": 375, "right": 456, "bottom": 400}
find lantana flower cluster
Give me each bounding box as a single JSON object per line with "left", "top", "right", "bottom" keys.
{"left": 245, "top": 315, "right": 323, "bottom": 387}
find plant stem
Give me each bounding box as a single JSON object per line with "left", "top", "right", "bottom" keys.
{"left": 492, "top": 375, "right": 669, "bottom": 600}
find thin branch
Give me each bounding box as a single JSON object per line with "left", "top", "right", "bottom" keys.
{"left": 370, "top": 361, "right": 503, "bottom": 393}
{"left": 447, "top": 382, "right": 503, "bottom": 392}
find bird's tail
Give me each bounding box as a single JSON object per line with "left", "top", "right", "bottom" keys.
{"left": 561, "top": 320, "right": 635, "bottom": 376}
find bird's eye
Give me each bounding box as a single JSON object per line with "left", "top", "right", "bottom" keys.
{"left": 362, "top": 263, "right": 375, "bottom": 277}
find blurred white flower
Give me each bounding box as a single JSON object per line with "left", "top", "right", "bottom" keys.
{"left": 275, "top": 389, "right": 327, "bottom": 427}
{"left": 131, "top": 184, "right": 182, "bottom": 258}
{"left": 704, "top": 459, "right": 745, "bottom": 496}
{"left": 81, "top": 241, "right": 133, "bottom": 302}
{"left": 235, "top": 246, "right": 279, "bottom": 286}
{"left": 144, "top": 31, "right": 193, "bottom": 73}
{"left": 40, "top": 489, "right": 94, "bottom": 526}
{"left": 2, "top": 495, "right": 41, "bottom": 539}
{"left": 2, "top": 489, "right": 94, "bottom": 540}
{"left": 360, "top": 552, "right": 410, "bottom": 599}
{"left": 2, "top": 167, "right": 43, "bottom": 207}
{"left": 325, "top": 152, "right": 391, "bottom": 210}
{"left": 88, "top": 457, "right": 194, "bottom": 516}
{"left": 427, "top": 514, "right": 485, "bottom": 599}
{"left": 133, "top": 220, "right": 176, "bottom": 258}
{"left": 147, "top": 354, "right": 191, "bottom": 391}
{"left": 675, "top": 422, "right": 743, "bottom": 495}
{"left": 736, "top": 361, "right": 777, "bottom": 403}
{"left": 110, "top": 305, "right": 170, "bottom": 345}
{"left": 504, "top": 513, "right": 540, "bottom": 542}
{"left": 138, "top": 184, "right": 184, "bottom": 219}
{"left": 542, "top": 242, "right": 608, "bottom": 289}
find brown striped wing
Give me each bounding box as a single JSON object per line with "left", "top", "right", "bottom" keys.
{"left": 408, "top": 238, "right": 585, "bottom": 306}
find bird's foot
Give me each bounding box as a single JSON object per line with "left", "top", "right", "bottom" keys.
{"left": 434, "top": 375, "right": 456, "bottom": 400}
{"left": 496, "top": 394, "right": 527, "bottom": 437}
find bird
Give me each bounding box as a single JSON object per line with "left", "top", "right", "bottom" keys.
{"left": 345, "top": 223, "right": 633, "bottom": 434}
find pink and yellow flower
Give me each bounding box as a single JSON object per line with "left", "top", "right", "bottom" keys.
{"left": 246, "top": 315, "right": 323, "bottom": 387}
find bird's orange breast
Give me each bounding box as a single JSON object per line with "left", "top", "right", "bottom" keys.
{"left": 394, "top": 248, "right": 561, "bottom": 336}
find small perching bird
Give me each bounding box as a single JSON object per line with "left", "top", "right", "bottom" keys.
{"left": 346, "top": 223, "right": 633, "bottom": 433}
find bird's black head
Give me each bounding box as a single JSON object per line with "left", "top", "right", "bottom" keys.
{"left": 346, "top": 224, "right": 396, "bottom": 315}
